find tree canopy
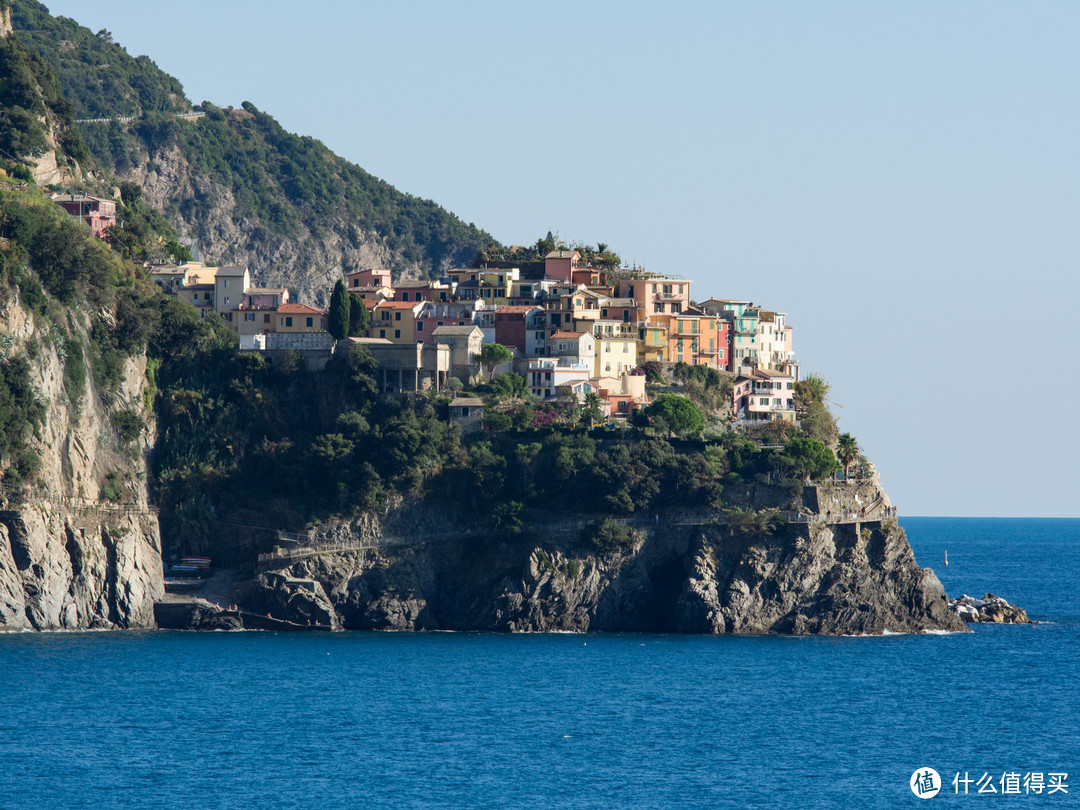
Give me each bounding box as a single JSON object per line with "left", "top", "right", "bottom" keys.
{"left": 647, "top": 394, "right": 704, "bottom": 438}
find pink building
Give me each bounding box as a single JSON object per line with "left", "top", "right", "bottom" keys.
{"left": 54, "top": 194, "right": 117, "bottom": 239}
{"left": 240, "top": 287, "right": 289, "bottom": 310}
{"left": 544, "top": 250, "right": 580, "bottom": 282}
{"left": 346, "top": 268, "right": 392, "bottom": 290}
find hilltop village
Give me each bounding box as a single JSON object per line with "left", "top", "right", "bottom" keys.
{"left": 143, "top": 245, "right": 799, "bottom": 425}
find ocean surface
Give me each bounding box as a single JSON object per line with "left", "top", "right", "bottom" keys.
{"left": 2, "top": 517, "right": 1078, "bottom": 809}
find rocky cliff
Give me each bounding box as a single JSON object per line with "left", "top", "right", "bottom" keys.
{"left": 250, "top": 498, "right": 966, "bottom": 635}
{"left": 0, "top": 291, "right": 163, "bottom": 630}
{"left": 127, "top": 141, "right": 400, "bottom": 306}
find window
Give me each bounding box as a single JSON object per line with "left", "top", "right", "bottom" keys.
{"left": 379, "top": 329, "right": 386, "bottom": 338}
{"left": 437, "top": 321, "right": 444, "bottom": 326}
{"left": 394, "top": 329, "right": 401, "bottom": 339}
{"left": 245, "top": 313, "right": 254, "bottom": 322}
{"left": 417, "top": 321, "right": 424, "bottom": 332}
{"left": 395, "top": 312, "right": 401, "bottom": 321}
{"left": 352, "top": 278, "right": 359, "bottom": 287}
{"left": 306, "top": 317, "right": 313, "bottom": 328}
{"left": 285, "top": 317, "right": 293, "bottom": 327}
{"left": 605, "top": 344, "right": 611, "bottom": 353}
{"left": 654, "top": 303, "right": 664, "bottom": 313}
{"left": 264, "top": 314, "right": 270, "bottom": 323}
{"left": 226, "top": 313, "right": 233, "bottom": 322}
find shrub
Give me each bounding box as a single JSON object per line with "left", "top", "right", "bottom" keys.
{"left": 582, "top": 518, "right": 635, "bottom": 555}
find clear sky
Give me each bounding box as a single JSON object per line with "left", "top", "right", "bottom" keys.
{"left": 40, "top": 1, "right": 1080, "bottom": 517}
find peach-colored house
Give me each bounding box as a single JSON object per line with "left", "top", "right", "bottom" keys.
{"left": 618, "top": 276, "right": 692, "bottom": 317}
{"left": 346, "top": 268, "right": 393, "bottom": 291}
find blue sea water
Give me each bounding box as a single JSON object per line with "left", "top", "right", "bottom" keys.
{"left": 1, "top": 518, "right": 1078, "bottom": 809}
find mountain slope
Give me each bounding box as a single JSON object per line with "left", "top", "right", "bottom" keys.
{"left": 11, "top": 0, "right": 496, "bottom": 303}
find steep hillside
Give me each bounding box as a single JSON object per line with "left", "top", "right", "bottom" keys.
{"left": 10, "top": 0, "right": 496, "bottom": 304}
{"left": 0, "top": 179, "right": 163, "bottom": 629}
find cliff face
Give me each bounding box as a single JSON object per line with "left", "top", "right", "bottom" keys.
{"left": 126, "top": 143, "right": 401, "bottom": 306}
{"left": 0, "top": 293, "right": 163, "bottom": 630}
{"left": 253, "top": 504, "right": 965, "bottom": 635}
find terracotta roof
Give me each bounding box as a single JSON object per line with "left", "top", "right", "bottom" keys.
{"left": 550, "top": 331, "right": 588, "bottom": 339}
{"left": 277, "top": 303, "right": 326, "bottom": 315}
{"left": 495, "top": 305, "right": 542, "bottom": 314}
{"left": 545, "top": 250, "right": 579, "bottom": 259}
{"left": 373, "top": 300, "right": 424, "bottom": 310}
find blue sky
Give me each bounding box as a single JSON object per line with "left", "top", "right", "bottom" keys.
{"left": 41, "top": 1, "right": 1080, "bottom": 516}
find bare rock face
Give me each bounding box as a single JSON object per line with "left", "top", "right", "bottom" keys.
{"left": 251, "top": 515, "right": 967, "bottom": 635}
{"left": 0, "top": 297, "right": 163, "bottom": 631}
{"left": 0, "top": 510, "right": 162, "bottom": 629}
{"left": 125, "top": 144, "right": 415, "bottom": 307}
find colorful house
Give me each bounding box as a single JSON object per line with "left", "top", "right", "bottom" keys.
{"left": 346, "top": 268, "right": 392, "bottom": 290}
{"left": 618, "top": 275, "right": 692, "bottom": 317}
{"left": 592, "top": 330, "right": 638, "bottom": 379}
{"left": 733, "top": 368, "right": 797, "bottom": 422}
{"left": 369, "top": 300, "right": 426, "bottom": 343}
{"left": 544, "top": 250, "right": 580, "bottom": 282}
{"left": 275, "top": 303, "right": 328, "bottom": 333}
{"left": 53, "top": 194, "right": 117, "bottom": 239}
{"left": 494, "top": 305, "right": 546, "bottom": 356}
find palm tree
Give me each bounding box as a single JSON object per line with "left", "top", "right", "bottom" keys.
{"left": 837, "top": 433, "right": 860, "bottom": 480}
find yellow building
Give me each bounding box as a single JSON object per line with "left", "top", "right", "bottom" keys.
{"left": 639, "top": 324, "right": 669, "bottom": 363}
{"left": 275, "top": 304, "right": 328, "bottom": 333}
{"left": 594, "top": 334, "right": 638, "bottom": 378}
{"left": 369, "top": 300, "right": 425, "bottom": 344}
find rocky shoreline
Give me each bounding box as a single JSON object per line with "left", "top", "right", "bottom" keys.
{"left": 949, "top": 593, "right": 1031, "bottom": 624}
{"left": 184, "top": 511, "right": 967, "bottom": 636}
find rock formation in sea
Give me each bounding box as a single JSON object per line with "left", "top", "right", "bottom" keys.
{"left": 243, "top": 481, "right": 967, "bottom": 635}
{"left": 949, "top": 593, "right": 1030, "bottom": 624}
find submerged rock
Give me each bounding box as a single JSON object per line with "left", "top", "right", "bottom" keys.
{"left": 949, "top": 593, "right": 1030, "bottom": 624}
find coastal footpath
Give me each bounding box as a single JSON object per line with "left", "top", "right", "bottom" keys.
{"left": 231, "top": 481, "right": 967, "bottom": 635}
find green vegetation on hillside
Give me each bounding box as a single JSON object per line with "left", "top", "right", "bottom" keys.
{"left": 11, "top": 1, "right": 496, "bottom": 278}
{"left": 0, "top": 25, "right": 89, "bottom": 165}
{"left": 11, "top": 1, "right": 187, "bottom": 119}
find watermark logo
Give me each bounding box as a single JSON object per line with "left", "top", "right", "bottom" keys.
{"left": 911, "top": 768, "right": 942, "bottom": 799}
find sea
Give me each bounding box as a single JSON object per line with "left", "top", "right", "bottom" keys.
{"left": 1, "top": 517, "right": 1078, "bottom": 809}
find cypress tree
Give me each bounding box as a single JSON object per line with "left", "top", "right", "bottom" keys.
{"left": 328, "top": 279, "right": 350, "bottom": 340}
